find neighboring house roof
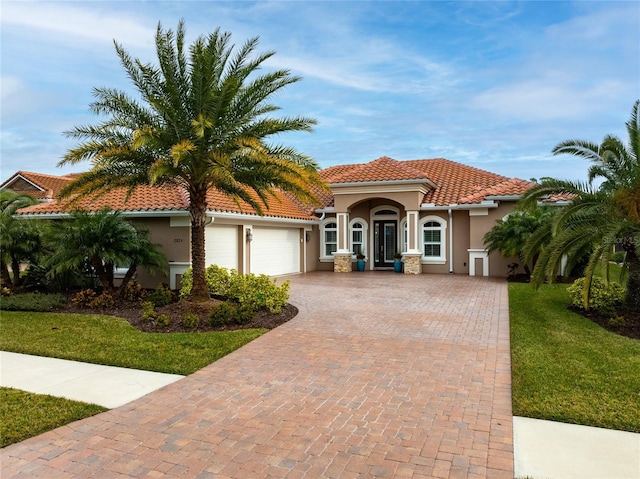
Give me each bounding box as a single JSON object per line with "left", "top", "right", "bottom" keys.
{"left": 0, "top": 171, "right": 78, "bottom": 200}
{"left": 5, "top": 156, "right": 536, "bottom": 218}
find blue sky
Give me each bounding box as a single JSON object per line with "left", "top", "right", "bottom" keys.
{"left": 1, "top": 1, "right": 639, "bottom": 184}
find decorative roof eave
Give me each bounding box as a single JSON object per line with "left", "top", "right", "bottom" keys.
{"left": 420, "top": 200, "right": 499, "bottom": 211}
{"left": 209, "top": 211, "right": 319, "bottom": 225}
{"left": 330, "top": 178, "right": 437, "bottom": 189}
{"left": 2, "top": 173, "right": 46, "bottom": 192}
{"left": 16, "top": 209, "right": 191, "bottom": 219}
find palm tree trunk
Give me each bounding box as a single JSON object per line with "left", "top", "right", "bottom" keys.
{"left": 118, "top": 264, "right": 138, "bottom": 296}
{"left": 10, "top": 258, "right": 21, "bottom": 287}
{"left": 625, "top": 249, "right": 640, "bottom": 311}
{"left": 1, "top": 261, "right": 12, "bottom": 287}
{"left": 189, "top": 185, "right": 209, "bottom": 301}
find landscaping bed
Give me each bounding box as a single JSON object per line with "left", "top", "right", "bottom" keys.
{"left": 55, "top": 296, "right": 298, "bottom": 333}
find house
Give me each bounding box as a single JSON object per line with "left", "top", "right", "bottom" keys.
{"left": 1, "top": 156, "right": 535, "bottom": 288}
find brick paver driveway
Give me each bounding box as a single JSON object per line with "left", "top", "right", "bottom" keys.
{"left": 2, "top": 272, "right": 513, "bottom": 478}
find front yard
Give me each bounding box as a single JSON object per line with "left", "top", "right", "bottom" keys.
{"left": 1, "top": 280, "right": 639, "bottom": 447}
{"left": 510, "top": 282, "right": 640, "bottom": 433}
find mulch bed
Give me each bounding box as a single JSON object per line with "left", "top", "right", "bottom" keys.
{"left": 569, "top": 306, "right": 640, "bottom": 341}
{"left": 56, "top": 298, "right": 297, "bottom": 333}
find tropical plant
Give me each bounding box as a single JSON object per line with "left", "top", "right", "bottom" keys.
{"left": 483, "top": 206, "right": 554, "bottom": 277}
{"left": 520, "top": 99, "right": 640, "bottom": 311}
{"left": 44, "top": 208, "right": 166, "bottom": 292}
{"left": 57, "top": 21, "right": 327, "bottom": 300}
{"left": 0, "top": 190, "right": 40, "bottom": 287}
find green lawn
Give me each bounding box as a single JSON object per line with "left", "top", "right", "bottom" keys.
{"left": 509, "top": 282, "right": 640, "bottom": 433}
{"left": 0, "top": 388, "right": 106, "bottom": 448}
{"left": 0, "top": 311, "right": 266, "bottom": 375}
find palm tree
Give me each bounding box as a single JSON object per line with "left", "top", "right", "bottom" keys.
{"left": 483, "top": 206, "right": 554, "bottom": 277}
{"left": 57, "top": 21, "right": 327, "bottom": 300}
{"left": 0, "top": 190, "right": 40, "bottom": 286}
{"left": 44, "top": 209, "right": 167, "bottom": 292}
{"left": 521, "top": 99, "right": 640, "bottom": 311}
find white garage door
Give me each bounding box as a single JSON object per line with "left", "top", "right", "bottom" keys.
{"left": 251, "top": 227, "right": 300, "bottom": 276}
{"left": 205, "top": 225, "right": 238, "bottom": 270}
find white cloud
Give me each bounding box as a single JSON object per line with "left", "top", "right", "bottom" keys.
{"left": 1, "top": 1, "right": 154, "bottom": 50}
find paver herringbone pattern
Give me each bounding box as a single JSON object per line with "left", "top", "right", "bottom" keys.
{"left": 1, "top": 273, "right": 513, "bottom": 478}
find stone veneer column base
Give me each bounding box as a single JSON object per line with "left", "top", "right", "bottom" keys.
{"left": 403, "top": 254, "right": 422, "bottom": 274}
{"left": 333, "top": 253, "right": 353, "bottom": 273}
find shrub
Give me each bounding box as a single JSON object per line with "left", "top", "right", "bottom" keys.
{"left": 180, "top": 265, "right": 290, "bottom": 313}
{"left": 1, "top": 287, "right": 12, "bottom": 296}
{"left": 208, "top": 302, "right": 237, "bottom": 327}
{"left": 156, "top": 314, "right": 170, "bottom": 328}
{"left": 234, "top": 304, "right": 255, "bottom": 325}
{"left": 567, "top": 277, "right": 625, "bottom": 316}
{"left": 0, "top": 292, "right": 65, "bottom": 312}
{"left": 72, "top": 289, "right": 96, "bottom": 307}
{"left": 141, "top": 301, "right": 157, "bottom": 323}
{"left": 182, "top": 312, "right": 199, "bottom": 329}
{"left": 148, "top": 284, "right": 173, "bottom": 307}
{"left": 120, "top": 280, "right": 146, "bottom": 302}
{"left": 89, "top": 291, "right": 115, "bottom": 310}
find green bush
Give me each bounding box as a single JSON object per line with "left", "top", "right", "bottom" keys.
{"left": 567, "top": 277, "right": 625, "bottom": 316}
{"left": 148, "top": 284, "right": 172, "bottom": 307}
{"left": 208, "top": 302, "right": 237, "bottom": 327}
{"left": 140, "top": 301, "right": 157, "bottom": 323}
{"left": 0, "top": 293, "right": 65, "bottom": 312}
{"left": 156, "top": 314, "right": 170, "bottom": 328}
{"left": 182, "top": 312, "right": 199, "bottom": 329}
{"left": 180, "top": 265, "right": 289, "bottom": 313}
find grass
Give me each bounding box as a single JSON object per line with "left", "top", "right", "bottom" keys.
{"left": 0, "top": 311, "right": 266, "bottom": 376}
{"left": 0, "top": 387, "right": 106, "bottom": 448}
{"left": 510, "top": 282, "right": 640, "bottom": 433}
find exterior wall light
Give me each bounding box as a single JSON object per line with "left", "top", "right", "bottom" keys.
{"left": 246, "top": 228, "right": 253, "bottom": 242}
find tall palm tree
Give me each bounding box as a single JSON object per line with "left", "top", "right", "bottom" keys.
{"left": 58, "top": 21, "right": 327, "bottom": 300}
{"left": 521, "top": 99, "right": 640, "bottom": 311}
{"left": 0, "top": 190, "right": 40, "bottom": 286}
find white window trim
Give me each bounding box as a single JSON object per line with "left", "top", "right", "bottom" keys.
{"left": 420, "top": 215, "right": 447, "bottom": 264}
{"left": 349, "top": 218, "right": 368, "bottom": 259}
{"left": 400, "top": 218, "right": 408, "bottom": 254}
{"left": 320, "top": 217, "right": 338, "bottom": 261}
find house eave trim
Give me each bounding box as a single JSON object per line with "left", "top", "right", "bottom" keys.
{"left": 420, "top": 201, "right": 498, "bottom": 211}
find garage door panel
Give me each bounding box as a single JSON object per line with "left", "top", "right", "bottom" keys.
{"left": 205, "top": 225, "right": 238, "bottom": 270}
{"left": 251, "top": 227, "right": 300, "bottom": 276}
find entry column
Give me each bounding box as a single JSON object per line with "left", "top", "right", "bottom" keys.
{"left": 333, "top": 212, "right": 352, "bottom": 272}
{"left": 403, "top": 210, "right": 422, "bottom": 274}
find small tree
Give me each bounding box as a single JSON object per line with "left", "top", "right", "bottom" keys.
{"left": 44, "top": 208, "right": 167, "bottom": 291}
{"left": 0, "top": 190, "right": 40, "bottom": 287}
{"left": 483, "top": 206, "right": 554, "bottom": 277}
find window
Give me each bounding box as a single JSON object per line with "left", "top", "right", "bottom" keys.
{"left": 321, "top": 219, "right": 337, "bottom": 258}
{"left": 420, "top": 216, "right": 446, "bottom": 263}
{"left": 350, "top": 219, "right": 367, "bottom": 257}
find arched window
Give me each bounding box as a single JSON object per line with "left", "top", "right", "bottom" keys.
{"left": 349, "top": 219, "right": 367, "bottom": 257}
{"left": 320, "top": 219, "right": 338, "bottom": 259}
{"left": 420, "top": 216, "right": 446, "bottom": 263}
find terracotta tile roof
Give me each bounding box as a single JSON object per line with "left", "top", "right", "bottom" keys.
{"left": 324, "top": 156, "right": 430, "bottom": 183}
{"left": 0, "top": 171, "right": 77, "bottom": 200}
{"left": 15, "top": 180, "right": 317, "bottom": 220}
{"left": 457, "top": 178, "right": 537, "bottom": 204}
{"left": 319, "top": 157, "right": 533, "bottom": 206}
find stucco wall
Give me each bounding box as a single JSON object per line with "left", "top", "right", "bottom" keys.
{"left": 131, "top": 217, "right": 190, "bottom": 288}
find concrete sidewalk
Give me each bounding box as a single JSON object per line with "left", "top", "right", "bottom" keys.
{"left": 0, "top": 351, "right": 184, "bottom": 409}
